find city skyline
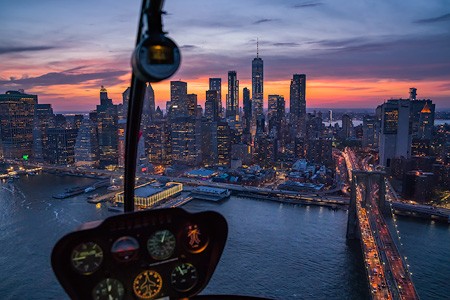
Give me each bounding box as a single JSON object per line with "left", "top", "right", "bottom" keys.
{"left": 1, "top": 0, "right": 450, "bottom": 111}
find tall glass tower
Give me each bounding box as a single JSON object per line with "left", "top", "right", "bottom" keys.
{"left": 290, "top": 74, "right": 306, "bottom": 137}
{"left": 226, "top": 71, "right": 239, "bottom": 119}
{"left": 252, "top": 40, "right": 264, "bottom": 124}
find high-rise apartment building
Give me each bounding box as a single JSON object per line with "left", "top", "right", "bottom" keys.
{"left": 290, "top": 74, "right": 306, "bottom": 137}
{"left": 45, "top": 128, "right": 78, "bottom": 165}
{"left": 0, "top": 90, "right": 37, "bottom": 160}
{"left": 226, "top": 71, "right": 239, "bottom": 119}
{"left": 75, "top": 118, "right": 99, "bottom": 167}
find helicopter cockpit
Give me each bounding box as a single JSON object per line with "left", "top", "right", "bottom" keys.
{"left": 52, "top": 207, "right": 271, "bottom": 299}
{"left": 51, "top": 1, "right": 271, "bottom": 299}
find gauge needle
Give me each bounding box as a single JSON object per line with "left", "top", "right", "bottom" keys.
{"left": 177, "top": 266, "right": 184, "bottom": 275}
{"left": 161, "top": 231, "right": 166, "bottom": 243}
{"left": 108, "top": 284, "right": 112, "bottom": 292}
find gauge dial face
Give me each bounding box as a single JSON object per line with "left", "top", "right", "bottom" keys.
{"left": 133, "top": 270, "right": 163, "bottom": 299}
{"left": 183, "top": 224, "right": 208, "bottom": 253}
{"left": 71, "top": 242, "right": 103, "bottom": 275}
{"left": 171, "top": 263, "right": 198, "bottom": 292}
{"left": 92, "top": 278, "right": 125, "bottom": 300}
{"left": 147, "top": 230, "right": 176, "bottom": 260}
{"left": 111, "top": 236, "right": 139, "bottom": 262}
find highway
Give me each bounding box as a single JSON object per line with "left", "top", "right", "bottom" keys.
{"left": 344, "top": 148, "right": 419, "bottom": 300}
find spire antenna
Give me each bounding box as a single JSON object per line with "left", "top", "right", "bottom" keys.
{"left": 256, "top": 38, "right": 259, "bottom": 58}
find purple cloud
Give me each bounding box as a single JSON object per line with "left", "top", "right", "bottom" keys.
{"left": 414, "top": 13, "right": 450, "bottom": 24}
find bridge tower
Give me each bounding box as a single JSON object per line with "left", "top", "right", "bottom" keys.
{"left": 346, "top": 170, "right": 387, "bottom": 239}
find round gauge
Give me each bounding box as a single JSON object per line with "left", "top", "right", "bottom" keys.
{"left": 171, "top": 263, "right": 198, "bottom": 292}
{"left": 183, "top": 224, "right": 208, "bottom": 253}
{"left": 111, "top": 236, "right": 140, "bottom": 262}
{"left": 133, "top": 270, "right": 163, "bottom": 299}
{"left": 147, "top": 230, "right": 176, "bottom": 260}
{"left": 71, "top": 242, "right": 103, "bottom": 275}
{"left": 92, "top": 278, "right": 125, "bottom": 300}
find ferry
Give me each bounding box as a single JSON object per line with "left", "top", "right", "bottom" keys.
{"left": 189, "top": 186, "right": 231, "bottom": 202}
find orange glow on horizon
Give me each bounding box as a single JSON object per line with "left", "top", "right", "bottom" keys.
{"left": 3, "top": 71, "right": 449, "bottom": 111}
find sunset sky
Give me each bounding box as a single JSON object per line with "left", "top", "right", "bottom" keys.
{"left": 1, "top": 0, "right": 449, "bottom": 111}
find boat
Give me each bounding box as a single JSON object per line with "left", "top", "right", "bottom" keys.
{"left": 107, "top": 203, "right": 124, "bottom": 212}
{"left": 107, "top": 185, "right": 121, "bottom": 191}
{"left": 87, "top": 193, "right": 99, "bottom": 199}
{"left": 52, "top": 186, "right": 85, "bottom": 199}
{"left": 189, "top": 186, "right": 231, "bottom": 202}
{"left": 84, "top": 186, "right": 96, "bottom": 193}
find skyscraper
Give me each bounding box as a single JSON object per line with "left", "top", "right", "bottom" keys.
{"left": 171, "top": 116, "right": 201, "bottom": 166}
{"left": 226, "top": 71, "right": 239, "bottom": 119}
{"left": 45, "top": 128, "right": 78, "bottom": 165}
{"left": 268, "top": 95, "right": 285, "bottom": 135}
{"left": 252, "top": 41, "right": 264, "bottom": 124}
{"left": 142, "top": 83, "right": 155, "bottom": 124}
{"left": 290, "top": 74, "right": 306, "bottom": 137}
{"left": 243, "top": 87, "right": 252, "bottom": 134}
{"left": 362, "top": 115, "right": 379, "bottom": 149}
{"left": 0, "top": 90, "right": 37, "bottom": 160}
{"left": 170, "top": 81, "right": 188, "bottom": 117}
{"left": 341, "top": 114, "right": 352, "bottom": 139}
{"left": 75, "top": 118, "right": 99, "bottom": 167}
{"left": 33, "top": 103, "right": 55, "bottom": 162}
{"left": 378, "top": 99, "right": 412, "bottom": 167}
{"left": 205, "top": 90, "right": 220, "bottom": 122}
{"left": 209, "top": 78, "right": 222, "bottom": 115}
{"left": 96, "top": 86, "right": 119, "bottom": 169}
{"left": 217, "top": 121, "right": 231, "bottom": 166}
{"left": 186, "top": 94, "right": 197, "bottom": 117}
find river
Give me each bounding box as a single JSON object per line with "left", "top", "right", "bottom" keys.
{"left": 0, "top": 174, "right": 448, "bottom": 299}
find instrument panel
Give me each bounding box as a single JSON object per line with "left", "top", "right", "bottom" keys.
{"left": 52, "top": 208, "right": 228, "bottom": 300}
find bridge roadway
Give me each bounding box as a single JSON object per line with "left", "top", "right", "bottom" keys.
{"left": 344, "top": 148, "right": 419, "bottom": 300}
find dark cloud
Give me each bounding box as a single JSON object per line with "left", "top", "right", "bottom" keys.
{"left": 0, "top": 69, "right": 128, "bottom": 89}
{"left": 293, "top": 2, "right": 323, "bottom": 9}
{"left": 262, "top": 33, "right": 450, "bottom": 81}
{"left": 253, "top": 18, "right": 277, "bottom": 25}
{"left": 272, "top": 42, "right": 301, "bottom": 47}
{"left": 414, "top": 13, "right": 450, "bottom": 24}
{"left": 180, "top": 45, "right": 199, "bottom": 50}
{"left": 0, "top": 46, "right": 57, "bottom": 55}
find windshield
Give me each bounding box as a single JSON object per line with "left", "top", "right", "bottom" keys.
{"left": 0, "top": 1, "right": 449, "bottom": 299}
